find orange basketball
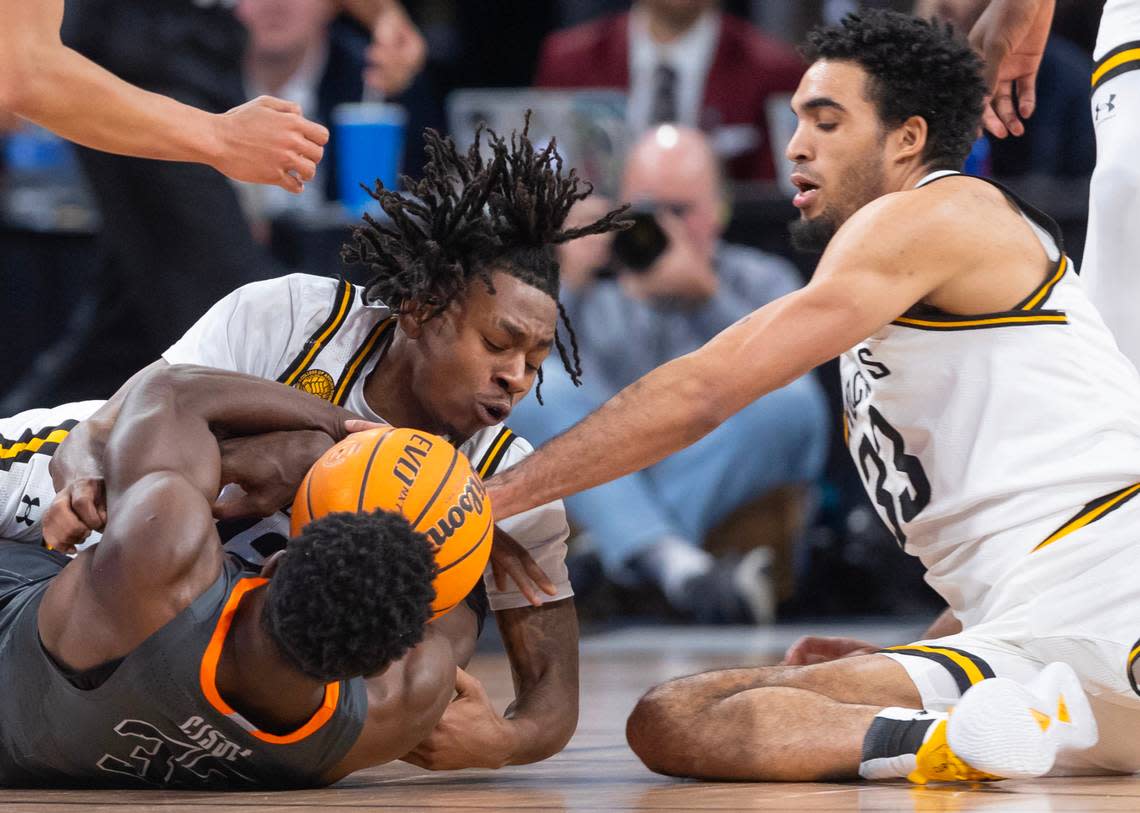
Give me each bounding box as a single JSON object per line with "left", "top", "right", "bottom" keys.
{"left": 291, "top": 427, "right": 494, "bottom": 620}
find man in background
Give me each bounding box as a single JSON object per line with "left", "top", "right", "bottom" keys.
{"left": 510, "top": 125, "right": 829, "bottom": 623}
{"left": 534, "top": 0, "right": 804, "bottom": 182}
{"left": 234, "top": 0, "right": 369, "bottom": 226}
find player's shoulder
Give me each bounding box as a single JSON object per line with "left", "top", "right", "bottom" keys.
{"left": 840, "top": 177, "right": 981, "bottom": 251}
{"left": 229, "top": 272, "right": 342, "bottom": 308}
{"left": 460, "top": 424, "right": 533, "bottom": 479}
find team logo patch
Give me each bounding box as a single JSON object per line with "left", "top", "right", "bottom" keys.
{"left": 294, "top": 369, "right": 335, "bottom": 401}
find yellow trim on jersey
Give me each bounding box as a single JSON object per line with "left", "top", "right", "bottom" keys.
{"left": 842, "top": 414, "right": 849, "bottom": 444}
{"left": 477, "top": 428, "right": 515, "bottom": 478}
{"left": 892, "top": 313, "right": 1068, "bottom": 330}
{"left": 1033, "top": 482, "right": 1140, "bottom": 552}
{"left": 886, "top": 645, "right": 990, "bottom": 686}
{"left": 0, "top": 428, "right": 70, "bottom": 460}
{"left": 282, "top": 281, "right": 353, "bottom": 387}
{"left": 332, "top": 318, "right": 396, "bottom": 406}
{"left": 1021, "top": 256, "right": 1067, "bottom": 310}
{"left": 1093, "top": 48, "right": 1140, "bottom": 89}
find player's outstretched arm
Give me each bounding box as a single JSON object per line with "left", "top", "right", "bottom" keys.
{"left": 0, "top": 0, "right": 328, "bottom": 192}
{"left": 486, "top": 194, "right": 963, "bottom": 520}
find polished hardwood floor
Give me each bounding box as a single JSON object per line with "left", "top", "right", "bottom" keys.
{"left": 3, "top": 623, "right": 1138, "bottom": 812}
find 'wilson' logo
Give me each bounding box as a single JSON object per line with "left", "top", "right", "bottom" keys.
{"left": 424, "top": 476, "right": 488, "bottom": 548}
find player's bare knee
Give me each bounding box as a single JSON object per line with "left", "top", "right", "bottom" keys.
{"left": 626, "top": 682, "right": 697, "bottom": 775}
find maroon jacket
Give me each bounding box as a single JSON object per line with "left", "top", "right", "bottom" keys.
{"left": 534, "top": 12, "right": 804, "bottom": 182}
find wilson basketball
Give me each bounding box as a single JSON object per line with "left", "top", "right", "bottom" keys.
{"left": 291, "top": 427, "right": 494, "bottom": 619}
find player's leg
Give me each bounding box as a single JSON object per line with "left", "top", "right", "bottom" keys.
{"left": 1079, "top": 3, "right": 1140, "bottom": 366}
{"left": 629, "top": 634, "right": 1097, "bottom": 782}
{"left": 626, "top": 653, "right": 923, "bottom": 781}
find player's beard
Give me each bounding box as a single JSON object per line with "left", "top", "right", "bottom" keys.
{"left": 789, "top": 154, "right": 887, "bottom": 254}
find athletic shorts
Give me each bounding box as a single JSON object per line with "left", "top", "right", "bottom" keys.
{"left": 883, "top": 497, "right": 1140, "bottom": 776}
{"left": 0, "top": 402, "right": 102, "bottom": 544}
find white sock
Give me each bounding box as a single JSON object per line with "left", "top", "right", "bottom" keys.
{"left": 633, "top": 536, "right": 713, "bottom": 604}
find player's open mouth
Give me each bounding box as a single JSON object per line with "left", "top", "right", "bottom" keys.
{"left": 791, "top": 174, "right": 821, "bottom": 209}
{"left": 477, "top": 401, "right": 509, "bottom": 424}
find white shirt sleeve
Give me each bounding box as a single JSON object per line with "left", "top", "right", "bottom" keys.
{"left": 162, "top": 275, "right": 311, "bottom": 377}
{"left": 482, "top": 435, "right": 574, "bottom": 612}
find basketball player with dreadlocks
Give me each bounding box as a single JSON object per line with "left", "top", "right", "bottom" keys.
{"left": 7, "top": 117, "right": 627, "bottom": 770}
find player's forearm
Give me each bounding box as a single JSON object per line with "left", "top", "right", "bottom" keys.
{"left": 488, "top": 354, "right": 726, "bottom": 519}
{"left": 498, "top": 601, "right": 580, "bottom": 765}
{"left": 8, "top": 46, "right": 222, "bottom": 166}
{"left": 161, "top": 365, "right": 357, "bottom": 441}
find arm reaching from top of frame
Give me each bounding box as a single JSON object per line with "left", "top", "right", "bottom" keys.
{"left": 967, "top": 0, "right": 1055, "bottom": 138}
{"left": 0, "top": 0, "right": 328, "bottom": 192}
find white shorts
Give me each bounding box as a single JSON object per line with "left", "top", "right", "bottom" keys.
{"left": 0, "top": 402, "right": 102, "bottom": 542}
{"left": 1083, "top": 1, "right": 1140, "bottom": 368}
{"left": 884, "top": 493, "right": 1140, "bottom": 776}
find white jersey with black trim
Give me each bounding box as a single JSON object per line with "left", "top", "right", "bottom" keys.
{"left": 839, "top": 173, "right": 1140, "bottom": 623}
{"left": 164, "top": 273, "right": 572, "bottom": 611}
{"left": 0, "top": 402, "right": 103, "bottom": 543}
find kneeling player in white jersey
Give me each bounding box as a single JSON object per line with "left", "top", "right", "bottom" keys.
{"left": 478, "top": 11, "right": 1140, "bottom": 782}
{"left": 5, "top": 120, "right": 628, "bottom": 771}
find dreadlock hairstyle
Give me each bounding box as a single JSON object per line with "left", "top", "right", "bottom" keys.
{"left": 341, "top": 113, "right": 630, "bottom": 403}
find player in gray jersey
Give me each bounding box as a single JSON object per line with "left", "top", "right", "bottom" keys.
{"left": 0, "top": 364, "right": 455, "bottom": 789}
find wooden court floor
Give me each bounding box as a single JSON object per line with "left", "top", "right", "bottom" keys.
{"left": 4, "top": 625, "right": 1140, "bottom": 812}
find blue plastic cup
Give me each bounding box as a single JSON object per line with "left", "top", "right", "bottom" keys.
{"left": 333, "top": 102, "right": 407, "bottom": 215}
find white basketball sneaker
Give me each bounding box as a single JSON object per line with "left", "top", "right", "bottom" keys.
{"left": 911, "top": 661, "right": 1099, "bottom": 783}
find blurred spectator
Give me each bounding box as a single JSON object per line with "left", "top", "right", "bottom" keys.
{"left": 534, "top": 1, "right": 804, "bottom": 182}
{"left": 234, "top": 0, "right": 368, "bottom": 222}
{"left": 510, "top": 125, "right": 829, "bottom": 623}
{"left": 915, "top": 0, "right": 1095, "bottom": 179}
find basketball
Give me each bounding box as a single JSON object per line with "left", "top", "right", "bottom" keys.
{"left": 291, "top": 426, "right": 494, "bottom": 619}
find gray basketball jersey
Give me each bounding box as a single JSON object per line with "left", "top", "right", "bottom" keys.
{"left": 0, "top": 556, "right": 368, "bottom": 789}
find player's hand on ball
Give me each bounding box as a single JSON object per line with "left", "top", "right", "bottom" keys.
{"left": 213, "top": 430, "right": 333, "bottom": 520}
{"left": 210, "top": 96, "right": 329, "bottom": 193}
{"left": 781, "top": 635, "right": 879, "bottom": 666}
{"left": 403, "top": 667, "right": 519, "bottom": 770}
{"left": 42, "top": 477, "right": 106, "bottom": 553}
{"left": 491, "top": 526, "right": 557, "bottom": 607}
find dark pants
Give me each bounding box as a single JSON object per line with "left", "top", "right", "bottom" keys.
{"left": 43, "top": 150, "right": 281, "bottom": 402}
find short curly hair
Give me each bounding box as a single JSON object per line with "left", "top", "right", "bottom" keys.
{"left": 341, "top": 114, "right": 630, "bottom": 402}
{"left": 263, "top": 510, "right": 437, "bottom": 681}
{"left": 802, "top": 9, "right": 987, "bottom": 170}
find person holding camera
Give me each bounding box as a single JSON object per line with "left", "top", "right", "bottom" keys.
{"left": 510, "top": 125, "right": 829, "bottom": 623}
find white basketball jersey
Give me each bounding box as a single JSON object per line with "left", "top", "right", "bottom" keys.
{"left": 840, "top": 174, "right": 1140, "bottom": 616}
{"left": 164, "top": 273, "right": 572, "bottom": 611}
